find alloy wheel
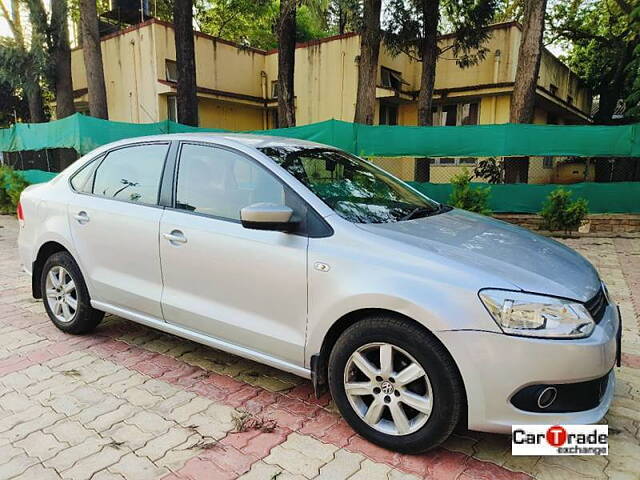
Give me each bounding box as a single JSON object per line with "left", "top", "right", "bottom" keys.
{"left": 45, "top": 266, "right": 78, "bottom": 323}
{"left": 343, "top": 342, "right": 433, "bottom": 436}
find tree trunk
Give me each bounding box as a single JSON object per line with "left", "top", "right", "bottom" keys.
{"left": 338, "top": 5, "right": 346, "bottom": 35}
{"left": 277, "top": 0, "right": 297, "bottom": 128}
{"left": 173, "top": 0, "right": 199, "bottom": 126}
{"left": 6, "top": 0, "right": 46, "bottom": 123}
{"left": 79, "top": 0, "right": 108, "bottom": 119}
{"left": 505, "top": 0, "right": 547, "bottom": 183}
{"left": 51, "top": 0, "right": 76, "bottom": 119}
{"left": 417, "top": 0, "right": 439, "bottom": 126}
{"left": 353, "top": 0, "right": 381, "bottom": 125}
{"left": 593, "top": 88, "right": 619, "bottom": 125}
{"left": 26, "top": 82, "right": 46, "bottom": 123}
{"left": 593, "top": 40, "right": 635, "bottom": 125}
{"left": 415, "top": 0, "right": 439, "bottom": 182}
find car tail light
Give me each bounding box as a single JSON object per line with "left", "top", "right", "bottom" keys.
{"left": 17, "top": 202, "right": 24, "bottom": 227}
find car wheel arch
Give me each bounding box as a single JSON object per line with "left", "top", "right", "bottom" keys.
{"left": 32, "top": 241, "right": 72, "bottom": 298}
{"left": 311, "top": 307, "right": 468, "bottom": 429}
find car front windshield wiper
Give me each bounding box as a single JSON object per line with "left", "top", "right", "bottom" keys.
{"left": 400, "top": 203, "right": 450, "bottom": 221}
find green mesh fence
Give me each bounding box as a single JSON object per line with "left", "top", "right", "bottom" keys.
{"left": 2, "top": 114, "right": 639, "bottom": 214}
{"left": 408, "top": 181, "right": 640, "bottom": 214}
{"left": 18, "top": 169, "right": 58, "bottom": 184}
{"left": 1, "top": 113, "right": 639, "bottom": 157}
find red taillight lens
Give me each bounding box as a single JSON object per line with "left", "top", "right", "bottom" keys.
{"left": 17, "top": 202, "right": 24, "bottom": 221}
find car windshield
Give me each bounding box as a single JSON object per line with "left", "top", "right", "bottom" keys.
{"left": 259, "top": 146, "right": 444, "bottom": 224}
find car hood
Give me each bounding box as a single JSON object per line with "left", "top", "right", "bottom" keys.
{"left": 357, "top": 209, "right": 600, "bottom": 302}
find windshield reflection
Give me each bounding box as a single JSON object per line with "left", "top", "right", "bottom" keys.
{"left": 259, "top": 146, "right": 444, "bottom": 224}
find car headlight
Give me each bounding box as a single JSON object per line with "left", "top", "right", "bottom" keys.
{"left": 479, "top": 289, "right": 595, "bottom": 339}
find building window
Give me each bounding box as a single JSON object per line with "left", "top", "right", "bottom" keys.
{"left": 431, "top": 102, "right": 478, "bottom": 126}
{"left": 167, "top": 96, "right": 178, "bottom": 122}
{"left": 549, "top": 83, "right": 558, "bottom": 96}
{"left": 380, "top": 66, "right": 407, "bottom": 91}
{"left": 442, "top": 104, "right": 457, "bottom": 126}
{"left": 430, "top": 102, "right": 479, "bottom": 166}
{"left": 271, "top": 81, "right": 278, "bottom": 99}
{"left": 379, "top": 104, "right": 398, "bottom": 125}
{"left": 269, "top": 109, "right": 278, "bottom": 128}
{"left": 460, "top": 102, "right": 479, "bottom": 125}
{"left": 165, "top": 60, "right": 178, "bottom": 82}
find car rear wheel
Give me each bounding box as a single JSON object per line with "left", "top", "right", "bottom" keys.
{"left": 328, "top": 316, "right": 464, "bottom": 454}
{"left": 41, "top": 252, "right": 104, "bottom": 334}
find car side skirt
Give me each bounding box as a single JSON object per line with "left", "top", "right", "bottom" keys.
{"left": 92, "top": 300, "right": 311, "bottom": 379}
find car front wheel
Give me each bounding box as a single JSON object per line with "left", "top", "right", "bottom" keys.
{"left": 328, "top": 316, "right": 464, "bottom": 453}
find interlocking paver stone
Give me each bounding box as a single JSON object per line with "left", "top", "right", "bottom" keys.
{"left": 61, "top": 444, "right": 127, "bottom": 480}
{"left": 238, "top": 460, "right": 307, "bottom": 479}
{"left": 14, "top": 430, "right": 68, "bottom": 461}
{"left": 316, "top": 449, "right": 364, "bottom": 479}
{"left": 108, "top": 452, "right": 169, "bottom": 480}
{"left": 12, "top": 462, "right": 62, "bottom": 480}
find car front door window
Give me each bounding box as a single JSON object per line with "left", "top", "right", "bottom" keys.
{"left": 175, "top": 143, "right": 290, "bottom": 221}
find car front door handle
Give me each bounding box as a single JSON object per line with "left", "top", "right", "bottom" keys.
{"left": 163, "top": 230, "right": 187, "bottom": 245}
{"left": 74, "top": 211, "right": 90, "bottom": 224}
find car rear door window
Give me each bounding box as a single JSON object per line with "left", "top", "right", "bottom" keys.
{"left": 175, "top": 143, "right": 287, "bottom": 221}
{"left": 92, "top": 143, "right": 169, "bottom": 205}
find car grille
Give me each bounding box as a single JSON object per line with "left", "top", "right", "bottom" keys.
{"left": 584, "top": 287, "right": 608, "bottom": 324}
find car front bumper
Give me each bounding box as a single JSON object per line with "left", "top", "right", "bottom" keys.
{"left": 437, "top": 302, "right": 619, "bottom": 433}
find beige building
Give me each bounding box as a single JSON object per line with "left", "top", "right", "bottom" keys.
{"left": 70, "top": 19, "right": 592, "bottom": 183}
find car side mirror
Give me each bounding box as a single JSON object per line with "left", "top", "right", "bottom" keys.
{"left": 240, "top": 203, "right": 298, "bottom": 232}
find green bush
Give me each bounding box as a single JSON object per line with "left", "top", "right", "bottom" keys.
{"left": 448, "top": 168, "right": 492, "bottom": 215}
{"left": 0, "top": 166, "right": 30, "bottom": 215}
{"left": 540, "top": 188, "right": 589, "bottom": 234}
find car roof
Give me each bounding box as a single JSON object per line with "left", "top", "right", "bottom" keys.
{"left": 106, "top": 132, "right": 331, "bottom": 151}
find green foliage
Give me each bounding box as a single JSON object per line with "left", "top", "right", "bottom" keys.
{"left": 383, "top": 0, "right": 498, "bottom": 68}
{"left": 327, "top": 0, "right": 361, "bottom": 34}
{"left": 493, "top": 0, "right": 523, "bottom": 22}
{"left": 473, "top": 157, "right": 504, "bottom": 184}
{"left": 448, "top": 168, "right": 492, "bottom": 215}
{"left": 0, "top": 79, "right": 29, "bottom": 127}
{"left": 539, "top": 188, "right": 589, "bottom": 234}
{"left": 0, "top": 0, "right": 53, "bottom": 121}
{"left": 296, "top": 4, "right": 331, "bottom": 42}
{"left": 0, "top": 166, "right": 30, "bottom": 215}
{"left": 623, "top": 2, "right": 640, "bottom": 118}
{"left": 548, "top": 0, "right": 639, "bottom": 122}
{"left": 195, "top": 0, "right": 335, "bottom": 50}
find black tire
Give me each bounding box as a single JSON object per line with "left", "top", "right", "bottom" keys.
{"left": 41, "top": 251, "right": 104, "bottom": 334}
{"left": 328, "top": 316, "right": 464, "bottom": 454}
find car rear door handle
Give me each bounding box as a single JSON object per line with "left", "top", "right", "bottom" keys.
{"left": 74, "top": 211, "right": 90, "bottom": 224}
{"left": 163, "top": 230, "right": 187, "bottom": 244}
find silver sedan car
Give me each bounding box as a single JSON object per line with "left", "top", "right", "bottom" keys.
{"left": 17, "top": 134, "right": 620, "bottom": 453}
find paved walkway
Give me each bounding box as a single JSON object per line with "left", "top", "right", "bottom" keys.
{"left": 0, "top": 215, "right": 639, "bottom": 480}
